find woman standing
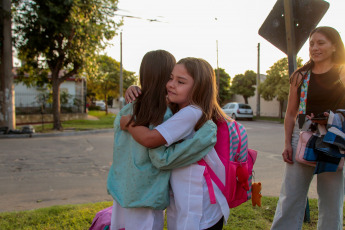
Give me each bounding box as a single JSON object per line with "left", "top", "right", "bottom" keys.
{"left": 271, "top": 26, "right": 345, "bottom": 230}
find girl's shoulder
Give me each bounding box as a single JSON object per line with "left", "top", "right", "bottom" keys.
{"left": 173, "top": 105, "right": 202, "bottom": 121}
{"left": 178, "top": 105, "right": 202, "bottom": 114}
{"left": 290, "top": 70, "right": 304, "bottom": 88}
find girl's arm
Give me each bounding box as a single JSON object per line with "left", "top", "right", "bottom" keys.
{"left": 120, "top": 106, "right": 201, "bottom": 149}
{"left": 121, "top": 107, "right": 217, "bottom": 169}
{"left": 149, "top": 120, "right": 217, "bottom": 170}
{"left": 120, "top": 115, "right": 166, "bottom": 148}
{"left": 282, "top": 72, "right": 301, "bottom": 164}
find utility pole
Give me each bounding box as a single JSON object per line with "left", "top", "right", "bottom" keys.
{"left": 216, "top": 40, "right": 219, "bottom": 90}
{"left": 0, "top": 0, "right": 15, "bottom": 130}
{"left": 214, "top": 17, "right": 220, "bottom": 90}
{"left": 256, "top": 43, "right": 261, "bottom": 118}
{"left": 119, "top": 31, "right": 123, "bottom": 109}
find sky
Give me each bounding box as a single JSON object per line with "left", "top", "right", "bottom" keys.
{"left": 104, "top": 0, "right": 345, "bottom": 78}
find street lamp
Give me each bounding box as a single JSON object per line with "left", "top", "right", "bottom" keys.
{"left": 119, "top": 31, "right": 124, "bottom": 109}
{"left": 215, "top": 18, "right": 220, "bottom": 90}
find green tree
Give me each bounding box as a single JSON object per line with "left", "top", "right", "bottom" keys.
{"left": 259, "top": 57, "right": 303, "bottom": 118}
{"left": 230, "top": 70, "right": 256, "bottom": 104}
{"left": 13, "top": 0, "right": 121, "bottom": 130}
{"left": 87, "top": 55, "right": 136, "bottom": 114}
{"left": 215, "top": 68, "right": 232, "bottom": 105}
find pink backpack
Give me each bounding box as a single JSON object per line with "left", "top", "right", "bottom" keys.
{"left": 198, "top": 118, "right": 257, "bottom": 208}
{"left": 89, "top": 206, "right": 113, "bottom": 230}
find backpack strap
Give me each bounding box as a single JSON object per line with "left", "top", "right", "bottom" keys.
{"left": 298, "top": 70, "right": 311, "bottom": 115}
{"left": 233, "top": 121, "right": 248, "bottom": 162}
{"left": 198, "top": 159, "right": 217, "bottom": 204}
{"left": 297, "top": 70, "right": 311, "bottom": 128}
{"left": 234, "top": 121, "right": 242, "bottom": 158}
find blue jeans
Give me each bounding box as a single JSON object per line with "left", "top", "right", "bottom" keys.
{"left": 271, "top": 123, "right": 344, "bottom": 230}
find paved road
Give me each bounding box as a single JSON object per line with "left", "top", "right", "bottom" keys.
{"left": 0, "top": 132, "right": 114, "bottom": 212}
{"left": 0, "top": 120, "right": 318, "bottom": 213}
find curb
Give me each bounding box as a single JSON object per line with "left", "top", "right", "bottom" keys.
{"left": 255, "top": 119, "right": 283, "bottom": 124}
{"left": 0, "top": 128, "right": 114, "bottom": 139}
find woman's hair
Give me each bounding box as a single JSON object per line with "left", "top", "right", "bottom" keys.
{"left": 130, "top": 50, "right": 176, "bottom": 127}
{"left": 176, "top": 57, "right": 228, "bottom": 130}
{"left": 293, "top": 26, "right": 345, "bottom": 84}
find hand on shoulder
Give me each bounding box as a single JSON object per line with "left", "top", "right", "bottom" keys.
{"left": 125, "top": 85, "right": 141, "bottom": 103}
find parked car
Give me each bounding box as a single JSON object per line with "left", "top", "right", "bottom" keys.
{"left": 95, "top": 101, "right": 106, "bottom": 111}
{"left": 222, "top": 102, "right": 253, "bottom": 120}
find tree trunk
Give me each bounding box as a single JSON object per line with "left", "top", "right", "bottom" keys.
{"left": 279, "top": 100, "right": 284, "bottom": 119}
{"left": 52, "top": 78, "right": 62, "bottom": 130}
{"left": 0, "top": 0, "right": 15, "bottom": 130}
{"left": 244, "top": 96, "right": 248, "bottom": 104}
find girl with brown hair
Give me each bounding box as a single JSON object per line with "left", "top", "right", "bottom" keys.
{"left": 107, "top": 51, "right": 217, "bottom": 230}
{"left": 121, "top": 57, "right": 230, "bottom": 230}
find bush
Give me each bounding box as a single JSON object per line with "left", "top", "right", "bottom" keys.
{"left": 88, "top": 105, "right": 101, "bottom": 111}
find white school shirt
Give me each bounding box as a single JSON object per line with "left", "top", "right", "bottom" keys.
{"left": 155, "top": 105, "right": 230, "bottom": 230}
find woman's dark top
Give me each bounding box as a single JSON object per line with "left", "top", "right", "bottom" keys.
{"left": 305, "top": 66, "right": 345, "bottom": 115}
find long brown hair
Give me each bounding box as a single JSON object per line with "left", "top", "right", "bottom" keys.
{"left": 176, "top": 57, "right": 228, "bottom": 130}
{"left": 130, "top": 50, "right": 176, "bottom": 127}
{"left": 292, "top": 26, "right": 345, "bottom": 85}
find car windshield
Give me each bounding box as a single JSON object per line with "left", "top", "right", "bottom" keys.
{"left": 239, "top": 104, "right": 251, "bottom": 109}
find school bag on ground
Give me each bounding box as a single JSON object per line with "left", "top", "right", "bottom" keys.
{"left": 89, "top": 206, "right": 112, "bottom": 230}
{"left": 198, "top": 117, "right": 258, "bottom": 208}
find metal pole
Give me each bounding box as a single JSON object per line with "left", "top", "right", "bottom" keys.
{"left": 216, "top": 40, "right": 219, "bottom": 90}
{"left": 256, "top": 43, "right": 260, "bottom": 118}
{"left": 119, "top": 32, "right": 123, "bottom": 109}
{"left": 284, "top": 0, "right": 297, "bottom": 76}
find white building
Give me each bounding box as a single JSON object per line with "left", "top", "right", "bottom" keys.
{"left": 231, "top": 74, "right": 286, "bottom": 118}
{"left": 14, "top": 69, "right": 86, "bottom": 114}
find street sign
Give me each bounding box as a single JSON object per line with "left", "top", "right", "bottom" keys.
{"left": 258, "top": 0, "right": 329, "bottom": 55}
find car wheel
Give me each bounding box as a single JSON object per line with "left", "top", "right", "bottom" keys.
{"left": 231, "top": 113, "right": 237, "bottom": 120}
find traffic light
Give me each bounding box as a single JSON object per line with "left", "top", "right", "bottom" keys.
{"left": 258, "top": 0, "right": 329, "bottom": 55}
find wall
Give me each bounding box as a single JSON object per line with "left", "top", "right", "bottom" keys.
{"left": 231, "top": 94, "right": 283, "bottom": 117}
{"left": 227, "top": 74, "right": 287, "bottom": 118}
{"left": 15, "top": 80, "right": 83, "bottom": 107}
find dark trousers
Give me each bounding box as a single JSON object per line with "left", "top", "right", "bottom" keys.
{"left": 205, "top": 216, "right": 224, "bottom": 230}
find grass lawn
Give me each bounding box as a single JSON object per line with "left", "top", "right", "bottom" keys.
{"left": 1, "top": 197, "right": 340, "bottom": 230}
{"left": 30, "top": 112, "right": 284, "bottom": 133}
{"left": 32, "top": 110, "right": 115, "bottom": 133}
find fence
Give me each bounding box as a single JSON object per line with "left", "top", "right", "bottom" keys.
{"left": 15, "top": 92, "right": 86, "bottom": 115}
